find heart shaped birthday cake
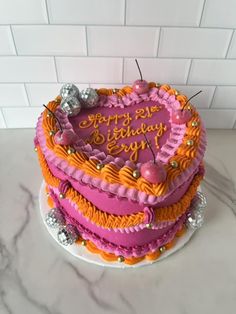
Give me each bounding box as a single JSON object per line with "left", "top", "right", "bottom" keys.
{"left": 35, "top": 78, "right": 206, "bottom": 265}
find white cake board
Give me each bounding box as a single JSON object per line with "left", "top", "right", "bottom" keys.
{"left": 39, "top": 181, "right": 197, "bottom": 268}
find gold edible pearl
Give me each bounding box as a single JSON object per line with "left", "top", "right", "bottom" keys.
{"left": 117, "top": 256, "right": 125, "bottom": 263}
{"left": 81, "top": 240, "right": 87, "bottom": 246}
{"left": 146, "top": 223, "right": 153, "bottom": 229}
{"left": 170, "top": 160, "right": 178, "bottom": 168}
{"left": 46, "top": 112, "right": 52, "bottom": 117}
{"left": 49, "top": 130, "right": 55, "bottom": 136}
{"left": 46, "top": 192, "right": 50, "bottom": 197}
{"left": 191, "top": 121, "right": 199, "bottom": 127}
{"left": 174, "top": 90, "right": 180, "bottom": 96}
{"left": 67, "top": 147, "right": 75, "bottom": 155}
{"left": 186, "top": 139, "right": 194, "bottom": 146}
{"left": 132, "top": 169, "right": 140, "bottom": 179}
{"left": 96, "top": 163, "right": 104, "bottom": 170}
{"left": 113, "top": 88, "right": 119, "bottom": 93}
{"left": 156, "top": 83, "right": 161, "bottom": 88}
{"left": 59, "top": 193, "right": 65, "bottom": 199}
{"left": 159, "top": 246, "right": 166, "bottom": 253}
{"left": 34, "top": 147, "right": 38, "bottom": 152}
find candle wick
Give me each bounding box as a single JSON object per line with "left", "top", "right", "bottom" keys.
{"left": 43, "top": 104, "right": 63, "bottom": 132}
{"left": 181, "top": 90, "right": 202, "bottom": 111}
{"left": 143, "top": 133, "right": 156, "bottom": 164}
{"left": 135, "top": 59, "right": 143, "bottom": 81}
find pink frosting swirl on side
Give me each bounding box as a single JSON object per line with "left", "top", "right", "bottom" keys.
{"left": 58, "top": 180, "right": 71, "bottom": 195}
{"left": 143, "top": 207, "right": 155, "bottom": 224}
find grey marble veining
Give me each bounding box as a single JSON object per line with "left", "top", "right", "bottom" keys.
{"left": 0, "top": 129, "right": 236, "bottom": 314}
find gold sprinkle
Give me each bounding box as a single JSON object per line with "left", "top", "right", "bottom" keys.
{"left": 34, "top": 147, "right": 38, "bottom": 152}
{"left": 59, "top": 193, "right": 65, "bottom": 199}
{"left": 186, "top": 139, "right": 194, "bottom": 146}
{"left": 96, "top": 163, "right": 104, "bottom": 170}
{"left": 117, "top": 256, "right": 125, "bottom": 263}
{"left": 146, "top": 223, "right": 153, "bottom": 229}
{"left": 81, "top": 240, "right": 87, "bottom": 246}
{"left": 113, "top": 88, "right": 119, "bottom": 93}
{"left": 159, "top": 246, "right": 166, "bottom": 253}
{"left": 49, "top": 130, "right": 55, "bottom": 136}
{"left": 174, "top": 90, "right": 180, "bottom": 96}
{"left": 156, "top": 83, "right": 161, "bottom": 88}
{"left": 67, "top": 147, "right": 75, "bottom": 155}
{"left": 191, "top": 121, "right": 199, "bottom": 127}
{"left": 132, "top": 169, "right": 140, "bottom": 179}
{"left": 170, "top": 160, "right": 178, "bottom": 168}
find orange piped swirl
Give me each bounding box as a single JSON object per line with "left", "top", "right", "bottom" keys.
{"left": 101, "top": 164, "right": 120, "bottom": 184}
{"left": 68, "top": 151, "right": 88, "bottom": 167}
{"left": 37, "top": 146, "right": 60, "bottom": 187}
{"left": 119, "top": 167, "right": 138, "bottom": 187}
{"left": 137, "top": 177, "right": 156, "bottom": 194}
{"left": 160, "top": 84, "right": 171, "bottom": 91}
{"left": 82, "top": 159, "right": 101, "bottom": 177}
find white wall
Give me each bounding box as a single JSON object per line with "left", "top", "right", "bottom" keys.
{"left": 0, "top": 0, "right": 236, "bottom": 128}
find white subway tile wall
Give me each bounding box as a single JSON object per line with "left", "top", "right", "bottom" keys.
{"left": 0, "top": 0, "right": 236, "bottom": 128}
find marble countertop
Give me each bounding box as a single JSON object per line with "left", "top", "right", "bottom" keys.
{"left": 0, "top": 129, "right": 236, "bottom": 314}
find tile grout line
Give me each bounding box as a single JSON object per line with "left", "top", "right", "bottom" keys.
{"left": 156, "top": 27, "right": 162, "bottom": 57}
{"left": 124, "top": 0, "right": 127, "bottom": 25}
{"left": 225, "top": 30, "right": 235, "bottom": 58}
{"left": 186, "top": 59, "right": 193, "bottom": 84}
{"left": 2, "top": 55, "right": 236, "bottom": 60}
{"left": 85, "top": 26, "right": 89, "bottom": 56}
{"left": 1, "top": 82, "right": 236, "bottom": 87}
{"left": 23, "top": 83, "right": 31, "bottom": 106}
{"left": 9, "top": 25, "right": 18, "bottom": 55}
{"left": 44, "top": 0, "right": 50, "bottom": 24}
{"left": 199, "top": 0, "right": 207, "bottom": 26}
{"left": 0, "top": 108, "right": 7, "bottom": 128}
{"left": 53, "top": 57, "right": 59, "bottom": 82}
{"left": 233, "top": 118, "right": 236, "bottom": 129}
{"left": 2, "top": 23, "right": 236, "bottom": 30}
{"left": 209, "top": 86, "right": 217, "bottom": 108}
{"left": 122, "top": 57, "right": 125, "bottom": 84}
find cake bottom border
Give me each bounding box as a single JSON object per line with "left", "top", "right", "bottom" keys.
{"left": 39, "top": 181, "right": 197, "bottom": 268}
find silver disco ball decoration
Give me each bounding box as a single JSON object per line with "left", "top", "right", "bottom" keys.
{"left": 45, "top": 208, "right": 65, "bottom": 229}
{"left": 60, "top": 83, "right": 79, "bottom": 99}
{"left": 192, "top": 191, "right": 207, "bottom": 210}
{"left": 187, "top": 209, "right": 205, "bottom": 229}
{"left": 187, "top": 191, "right": 206, "bottom": 229}
{"left": 80, "top": 88, "right": 99, "bottom": 108}
{"left": 57, "top": 224, "right": 79, "bottom": 246}
{"left": 60, "top": 96, "right": 82, "bottom": 117}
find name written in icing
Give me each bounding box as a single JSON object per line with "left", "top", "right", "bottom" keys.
{"left": 78, "top": 105, "right": 168, "bottom": 162}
